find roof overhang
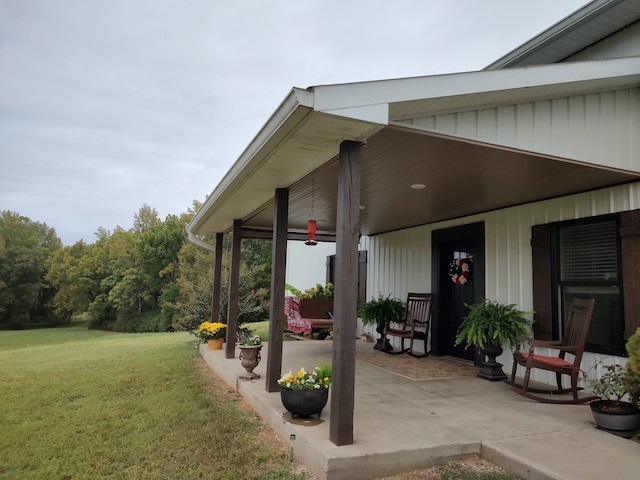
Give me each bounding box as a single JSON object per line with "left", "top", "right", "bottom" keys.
{"left": 186, "top": 56, "right": 640, "bottom": 239}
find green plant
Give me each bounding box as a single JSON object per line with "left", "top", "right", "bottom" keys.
{"left": 624, "top": 327, "right": 640, "bottom": 406}
{"left": 285, "top": 283, "right": 334, "bottom": 299}
{"left": 358, "top": 294, "right": 405, "bottom": 328}
{"left": 197, "top": 321, "right": 226, "bottom": 341}
{"left": 277, "top": 363, "right": 332, "bottom": 390}
{"left": 455, "top": 299, "right": 531, "bottom": 349}
{"left": 588, "top": 362, "right": 630, "bottom": 407}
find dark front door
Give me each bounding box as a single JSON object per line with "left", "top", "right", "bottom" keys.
{"left": 431, "top": 222, "right": 485, "bottom": 364}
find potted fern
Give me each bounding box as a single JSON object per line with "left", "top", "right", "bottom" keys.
{"left": 358, "top": 294, "right": 405, "bottom": 351}
{"left": 455, "top": 299, "right": 531, "bottom": 381}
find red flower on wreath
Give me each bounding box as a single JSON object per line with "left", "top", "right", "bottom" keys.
{"left": 449, "top": 258, "right": 472, "bottom": 285}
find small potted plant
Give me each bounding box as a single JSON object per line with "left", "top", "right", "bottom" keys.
{"left": 358, "top": 294, "right": 405, "bottom": 351}
{"left": 277, "top": 363, "right": 332, "bottom": 417}
{"left": 454, "top": 299, "right": 531, "bottom": 381}
{"left": 237, "top": 331, "right": 263, "bottom": 380}
{"left": 588, "top": 362, "right": 640, "bottom": 438}
{"left": 198, "top": 321, "right": 227, "bottom": 350}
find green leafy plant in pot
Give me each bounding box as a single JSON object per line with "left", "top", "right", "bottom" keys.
{"left": 588, "top": 328, "right": 640, "bottom": 438}
{"left": 358, "top": 294, "right": 405, "bottom": 351}
{"left": 455, "top": 299, "right": 531, "bottom": 381}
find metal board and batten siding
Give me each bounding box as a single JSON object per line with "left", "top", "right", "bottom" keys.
{"left": 396, "top": 88, "right": 640, "bottom": 173}
{"left": 367, "top": 181, "right": 640, "bottom": 385}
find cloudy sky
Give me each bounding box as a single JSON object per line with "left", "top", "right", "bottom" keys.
{"left": 1, "top": 0, "right": 588, "bottom": 245}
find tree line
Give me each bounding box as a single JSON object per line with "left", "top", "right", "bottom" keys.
{"left": 0, "top": 204, "right": 272, "bottom": 332}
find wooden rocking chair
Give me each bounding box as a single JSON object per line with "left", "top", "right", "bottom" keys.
{"left": 382, "top": 293, "right": 432, "bottom": 357}
{"left": 507, "top": 298, "right": 598, "bottom": 404}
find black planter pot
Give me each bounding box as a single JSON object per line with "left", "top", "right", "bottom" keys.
{"left": 373, "top": 323, "right": 393, "bottom": 351}
{"left": 280, "top": 387, "right": 329, "bottom": 417}
{"left": 590, "top": 400, "right": 640, "bottom": 438}
{"left": 476, "top": 342, "right": 507, "bottom": 381}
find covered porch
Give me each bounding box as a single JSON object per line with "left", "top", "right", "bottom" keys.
{"left": 186, "top": 56, "right": 640, "bottom": 446}
{"left": 200, "top": 338, "right": 640, "bottom": 480}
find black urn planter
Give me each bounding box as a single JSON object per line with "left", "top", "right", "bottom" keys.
{"left": 590, "top": 400, "right": 640, "bottom": 438}
{"left": 476, "top": 342, "right": 507, "bottom": 381}
{"left": 373, "top": 323, "right": 393, "bottom": 351}
{"left": 280, "top": 387, "right": 329, "bottom": 417}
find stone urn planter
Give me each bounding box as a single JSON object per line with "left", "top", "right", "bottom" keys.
{"left": 238, "top": 345, "right": 262, "bottom": 380}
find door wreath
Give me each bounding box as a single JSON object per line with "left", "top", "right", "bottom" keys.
{"left": 449, "top": 258, "right": 472, "bottom": 285}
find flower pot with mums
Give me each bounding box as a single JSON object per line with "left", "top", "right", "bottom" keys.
{"left": 198, "top": 321, "right": 226, "bottom": 349}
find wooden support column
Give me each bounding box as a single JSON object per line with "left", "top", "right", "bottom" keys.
{"left": 225, "top": 220, "right": 242, "bottom": 358}
{"left": 210, "top": 233, "right": 224, "bottom": 323}
{"left": 330, "top": 140, "right": 361, "bottom": 446}
{"left": 266, "top": 188, "right": 289, "bottom": 392}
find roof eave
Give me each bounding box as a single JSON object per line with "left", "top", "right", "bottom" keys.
{"left": 186, "top": 87, "right": 314, "bottom": 236}
{"left": 485, "top": 0, "right": 630, "bottom": 70}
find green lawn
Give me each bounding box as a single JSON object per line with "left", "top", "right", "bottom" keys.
{"left": 0, "top": 327, "right": 303, "bottom": 480}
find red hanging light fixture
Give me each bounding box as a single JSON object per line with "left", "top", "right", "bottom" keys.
{"left": 305, "top": 178, "right": 318, "bottom": 246}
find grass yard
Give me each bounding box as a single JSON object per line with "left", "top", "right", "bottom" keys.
{"left": 0, "top": 327, "right": 304, "bottom": 480}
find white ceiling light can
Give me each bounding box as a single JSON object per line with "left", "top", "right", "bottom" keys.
{"left": 411, "top": 184, "right": 426, "bottom": 190}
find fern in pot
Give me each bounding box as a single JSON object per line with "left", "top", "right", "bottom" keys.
{"left": 358, "top": 294, "right": 405, "bottom": 351}
{"left": 455, "top": 299, "right": 531, "bottom": 381}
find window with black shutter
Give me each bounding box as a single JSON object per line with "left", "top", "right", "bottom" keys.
{"left": 557, "top": 218, "right": 624, "bottom": 355}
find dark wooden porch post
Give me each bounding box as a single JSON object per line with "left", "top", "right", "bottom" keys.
{"left": 330, "top": 140, "right": 361, "bottom": 446}
{"left": 266, "top": 188, "right": 289, "bottom": 392}
{"left": 210, "top": 233, "right": 224, "bottom": 323}
{"left": 225, "top": 219, "right": 242, "bottom": 358}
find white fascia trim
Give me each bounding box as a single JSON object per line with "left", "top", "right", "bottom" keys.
{"left": 311, "top": 56, "right": 640, "bottom": 112}
{"left": 318, "top": 103, "right": 389, "bottom": 125}
{"left": 186, "top": 87, "right": 314, "bottom": 236}
{"left": 485, "top": 0, "right": 621, "bottom": 70}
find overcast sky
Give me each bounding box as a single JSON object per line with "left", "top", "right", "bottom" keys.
{"left": 0, "top": 0, "right": 588, "bottom": 245}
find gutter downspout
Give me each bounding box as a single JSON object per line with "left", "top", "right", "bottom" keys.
{"left": 188, "top": 231, "right": 217, "bottom": 252}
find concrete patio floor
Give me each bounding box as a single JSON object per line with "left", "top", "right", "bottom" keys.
{"left": 200, "top": 339, "right": 640, "bottom": 480}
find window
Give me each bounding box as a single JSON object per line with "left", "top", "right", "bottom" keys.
{"left": 557, "top": 219, "right": 624, "bottom": 354}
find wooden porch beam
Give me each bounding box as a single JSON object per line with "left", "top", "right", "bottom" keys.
{"left": 330, "top": 140, "right": 361, "bottom": 446}
{"left": 225, "top": 219, "right": 242, "bottom": 358}
{"left": 210, "top": 233, "right": 224, "bottom": 323}
{"left": 240, "top": 227, "right": 335, "bottom": 243}
{"left": 266, "top": 188, "right": 289, "bottom": 392}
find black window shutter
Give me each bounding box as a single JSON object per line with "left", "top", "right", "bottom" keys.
{"left": 531, "top": 224, "right": 554, "bottom": 341}
{"left": 620, "top": 210, "right": 640, "bottom": 340}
